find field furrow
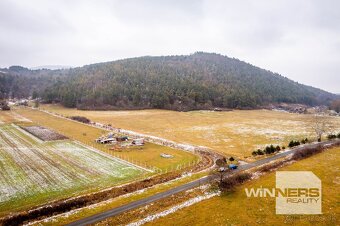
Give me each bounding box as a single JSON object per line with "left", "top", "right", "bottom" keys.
{"left": 0, "top": 124, "right": 144, "bottom": 215}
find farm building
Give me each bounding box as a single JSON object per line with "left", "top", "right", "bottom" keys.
{"left": 116, "top": 136, "right": 128, "bottom": 142}
{"left": 100, "top": 138, "right": 117, "bottom": 144}
{"left": 132, "top": 138, "right": 144, "bottom": 146}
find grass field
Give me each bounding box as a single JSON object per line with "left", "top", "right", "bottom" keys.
{"left": 13, "top": 108, "right": 199, "bottom": 170}
{"left": 0, "top": 110, "right": 31, "bottom": 124}
{"left": 40, "top": 104, "right": 340, "bottom": 159}
{"left": 144, "top": 147, "right": 340, "bottom": 226}
{"left": 0, "top": 124, "right": 143, "bottom": 216}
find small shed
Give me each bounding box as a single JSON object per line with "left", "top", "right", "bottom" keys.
{"left": 132, "top": 138, "right": 144, "bottom": 146}
{"left": 116, "top": 136, "right": 128, "bottom": 142}
{"left": 100, "top": 138, "right": 117, "bottom": 144}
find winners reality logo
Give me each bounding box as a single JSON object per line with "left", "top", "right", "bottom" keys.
{"left": 245, "top": 171, "right": 321, "bottom": 214}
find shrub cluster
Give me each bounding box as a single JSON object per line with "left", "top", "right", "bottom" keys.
{"left": 291, "top": 145, "right": 323, "bottom": 160}
{"left": 289, "top": 138, "right": 309, "bottom": 147}
{"left": 252, "top": 149, "right": 264, "bottom": 156}
{"left": 300, "top": 138, "right": 309, "bottom": 144}
{"left": 259, "top": 161, "right": 286, "bottom": 173}
{"left": 69, "top": 116, "right": 91, "bottom": 124}
{"left": 327, "top": 134, "right": 337, "bottom": 139}
{"left": 327, "top": 133, "right": 340, "bottom": 140}
{"left": 252, "top": 138, "right": 311, "bottom": 157}
{"left": 219, "top": 172, "right": 252, "bottom": 191}
{"left": 252, "top": 145, "right": 281, "bottom": 156}
{"left": 2, "top": 105, "right": 10, "bottom": 110}
{"left": 0, "top": 100, "right": 10, "bottom": 110}
{"left": 288, "top": 140, "right": 301, "bottom": 148}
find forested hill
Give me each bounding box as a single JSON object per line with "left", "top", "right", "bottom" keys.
{"left": 0, "top": 52, "right": 337, "bottom": 110}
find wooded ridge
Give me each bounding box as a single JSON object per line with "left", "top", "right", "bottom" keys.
{"left": 0, "top": 52, "right": 337, "bottom": 111}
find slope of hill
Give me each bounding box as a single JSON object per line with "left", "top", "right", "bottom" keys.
{"left": 0, "top": 52, "right": 336, "bottom": 110}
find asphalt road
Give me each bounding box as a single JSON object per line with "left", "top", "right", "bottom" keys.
{"left": 66, "top": 140, "right": 338, "bottom": 226}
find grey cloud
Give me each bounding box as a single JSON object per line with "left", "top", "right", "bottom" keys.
{"left": 0, "top": 0, "right": 339, "bottom": 93}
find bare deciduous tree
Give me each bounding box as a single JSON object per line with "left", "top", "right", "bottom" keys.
{"left": 311, "top": 114, "right": 334, "bottom": 142}
{"left": 213, "top": 158, "right": 230, "bottom": 183}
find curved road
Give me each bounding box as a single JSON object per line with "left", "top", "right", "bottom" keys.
{"left": 66, "top": 140, "right": 338, "bottom": 226}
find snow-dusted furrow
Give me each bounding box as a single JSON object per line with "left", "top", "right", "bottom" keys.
{"left": 0, "top": 124, "right": 143, "bottom": 206}
{"left": 0, "top": 128, "right": 56, "bottom": 192}
{"left": 4, "top": 127, "right": 64, "bottom": 186}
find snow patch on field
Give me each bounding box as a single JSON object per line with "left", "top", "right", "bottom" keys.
{"left": 74, "top": 141, "right": 152, "bottom": 172}
{"left": 189, "top": 125, "right": 218, "bottom": 131}
{"left": 127, "top": 191, "right": 219, "bottom": 226}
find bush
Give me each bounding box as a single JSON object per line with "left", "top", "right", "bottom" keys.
{"left": 256, "top": 149, "right": 264, "bottom": 155}
{"left": 69, "top": 116, "right": 91, "bottom": 124}
{"left": 254, "top": 145, "right": 282, "bottom": 156}
{"left": 216, "top": 158, "right": 227, "bottom": 167}
{"left": 301, "top": 138, "right": 309, "bottom": 144}
{"left": 327, "top": 134, "right": 337, "bottom": 140}
{"left": 264, "top": 145, "right": 277, "bottom": 154}
{"left": 288, "top": 140, "right": 300, "bottom": 148}
{"left": 219, "top": 172, "right": 252, "bottom": 191}
{"left": 292, "top": 145, "right": 323, "bottom": 160}
{"left": 259, "top": 161, "right": 286, "bottom": 172}
{"left": 1, "top": 105, "right": 10, "bottom": 110}
{"left": 34, "top": 101, "right": 40, "bottom": 108}
{"left": 337, "top": 133, "right": 340, "bottom": 138}
{"left": 282, "top": 146, "right": 286, "bottom": 150}
{"left": 229, "top": 157, "right": 235, "bottom": 162}
{"left": 288, "top": 141, "right": 294, "bottom": 147}
{"left": 264, "top": 146, "right": 270, "bottom": 154}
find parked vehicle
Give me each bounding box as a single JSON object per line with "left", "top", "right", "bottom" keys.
{"left": 228, "top": 164, "right": 238, "bottom": 170}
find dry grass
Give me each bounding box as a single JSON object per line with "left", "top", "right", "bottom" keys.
{"left": 40, "top": 104, "right": 340, "bottom": 160}
{"left": 0, "top": 111, "right": 31, "bottom": 123}
{"left": 144, "top": 147, "right": 340, "bottom": 226}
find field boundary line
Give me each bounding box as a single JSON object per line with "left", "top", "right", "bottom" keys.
{"left": 11, "top": 123, "right": 43, "bottom": 144}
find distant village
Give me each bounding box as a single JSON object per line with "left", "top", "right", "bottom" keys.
{"left": 268, "top": 103, "right": 340, "bottom": 116}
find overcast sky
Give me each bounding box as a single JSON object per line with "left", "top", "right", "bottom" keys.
{"left": 0, "top": 0, "right": 339, "bottom": 93}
